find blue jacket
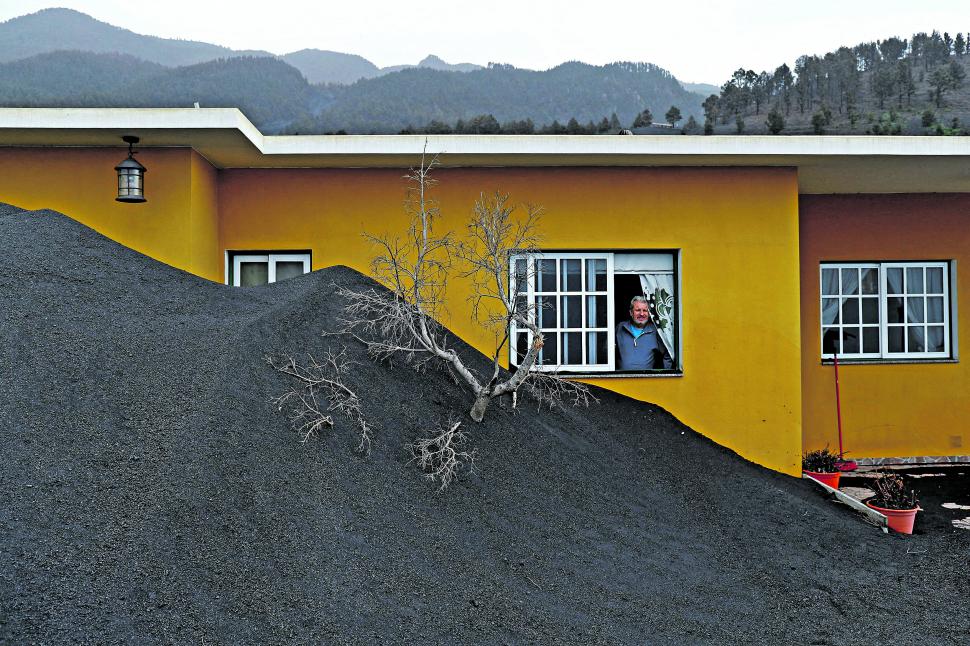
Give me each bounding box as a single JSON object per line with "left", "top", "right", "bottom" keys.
{"left": 616, "top": 320, "right": 673, "bottom": 370}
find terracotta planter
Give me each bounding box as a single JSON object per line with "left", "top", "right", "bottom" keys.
{"left": 866, "top": 501, "right": 920, "bottom": 535}
{"left": 803, "top": 470, "right": 840, "bottom": 489}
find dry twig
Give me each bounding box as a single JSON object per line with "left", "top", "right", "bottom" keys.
{"left": 267, "top": 348, "right": 372, "bottom": 453}
{"left": 406, "top": 419, "right": 476, "bottom": 491}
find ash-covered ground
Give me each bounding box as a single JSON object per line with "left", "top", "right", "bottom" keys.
{"left": 1, "top": 205, "right": 967, "bottom": 645}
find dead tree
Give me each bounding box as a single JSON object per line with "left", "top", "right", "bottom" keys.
{"left": 337, "top": 147, "right": 594, "bottom": 422}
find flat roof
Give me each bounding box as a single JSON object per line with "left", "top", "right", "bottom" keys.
{"left": 1, "top": 108, "right": 969, "bottom": 194}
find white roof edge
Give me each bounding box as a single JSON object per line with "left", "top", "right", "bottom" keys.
{"left": 1, "top": 108, "right": 969, "bottom": 158}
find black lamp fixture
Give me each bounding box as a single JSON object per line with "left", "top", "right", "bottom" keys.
{"left": 115, "top": 135, "right": 147, "bottom": 203}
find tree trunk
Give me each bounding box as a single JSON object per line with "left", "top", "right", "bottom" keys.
{"left": 469, "top": 391, "right": 491, "bottom": 422}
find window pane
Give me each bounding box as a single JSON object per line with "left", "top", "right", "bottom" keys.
{"left": 586, "top": 295, "right": 607, "bottom": 328}
{"left": 841, "top": 268, "right": 859, "bottom": 295}
{"left": 514, "top": 332, "right": 529, "bottom": 366}
{"left": 822, "top": 327, "right": 840, "bottom": 354}
{"left": 821, "top": 268, "right": 839, "bottom": 295}
{"left": 906, "top": 297, "right": 924, "bottom": 323}
{"left": 887, "top": 267, "right": 903, "bottom": 294}
{"left": 927, "top": 326, "right": 945, "bottom": 352}
{"left": 863, "top": 327, "right": 879, "bottom": 353}
{"left": 561, "top": 295, "right": 582, "bottom": 328}
{"left": 586, "top": 259, "right": 607, "bottom": 291}
{"left": 842, "top": 327, "right": 860, "bottom": 354}
{"left": 587, "top": 332, "right": 608, "bottom": 364}
{"left": 887, "top": 297, "right": 904, "bottom": 323}
{"left": 822, "top": 298, "right": 840, "bottom": 325}
{"left": 562, "top": 332, "right": 582, "bottom": 364}
{"left": 536, "top": 296, "right": 557, "bottom": 328}
{"left": 861, "top": 268, "right": 878, "bottom": 295}
{"left": 514, "top": 258, "right": 527, "bottom": 295}
{"left": 515, "top": 295, "right": 528, "bottom": 322}
{"left": 927, "top": 297, "right": 944, "bottom": 323}
{"left": 560, "top": 259, "right": 581, "bottom": 292}
{"left": 275, "top": 261, "right": 305, "bottom": 282}
{"left": 927, "top": 267, "right": 944, "bottom": 294}
{"left": 540, "top": 333, "right": 558, "bottom": 365}
{"left": 240, "top": 262, "right": 269, "bottom": 286}
{"left": 908, "top": 327, "right": 925, "bottom": 353}
{"left": 861, "top": 297, "right": 879, "bottom": 324}
{"left": 841, "top": 297, "right": 859, "bottom": 324}
{"left": 537, "top": 259, "right": 556, "bottom": 292}
{"left": 906, "top": 267, "right": 924, "bottom": 294}
{"left": 888, "top": 326, "right": 904, "bottom": 352}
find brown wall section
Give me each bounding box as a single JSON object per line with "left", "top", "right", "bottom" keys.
{"left": 800, "top": 194, "right": 970, "bottom": 459}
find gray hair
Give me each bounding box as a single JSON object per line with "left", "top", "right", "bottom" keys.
{"left": 629, "top": 295, "right": 649, "bottom": 310}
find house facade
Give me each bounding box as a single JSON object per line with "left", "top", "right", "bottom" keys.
{"left": 2, "top": 108, "right": 968, "bottom": 476}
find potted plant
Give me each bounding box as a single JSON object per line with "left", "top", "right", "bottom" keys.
{"left": 802, "top": 447, "right": 841, "bottom": 489}
{"left": 865, "top": 472, "right": 921, "bottom": 534}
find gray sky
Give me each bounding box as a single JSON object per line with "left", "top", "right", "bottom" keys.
{"left": 1, "top": 1, "right": 966, "bottom": 83}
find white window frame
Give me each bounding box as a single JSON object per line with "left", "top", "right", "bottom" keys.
{"left": 230, "top": 252, "right": 311, "bottom": 286}
{"left": 510, "top": 252, "right": 615, "bottom": 372}
{"left": 510, "top": 251, "right": 679, "bottom": 373}
{"left": 820, "top": 261, "right": 951, "bottom": 360}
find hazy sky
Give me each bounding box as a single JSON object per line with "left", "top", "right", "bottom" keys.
{"left": 1, "top": 1, "right": 966, "bottom": 83}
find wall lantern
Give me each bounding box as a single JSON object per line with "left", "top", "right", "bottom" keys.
{"left": 115, "top": 135, "right": 147, "bottom": 203}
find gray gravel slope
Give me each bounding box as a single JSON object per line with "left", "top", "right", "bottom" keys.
{"left": 1, "top": 205, "right": 967, "bottom": 645}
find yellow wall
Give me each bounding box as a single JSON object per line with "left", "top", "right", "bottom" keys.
{"left": 220, "top": 167, "right": 804, "bottom": 474}
{"left": 0, "top": 147, "right": 221, "bottom": 282}
{"left": 800, "top": 194, "right": 970, "bottom": 459}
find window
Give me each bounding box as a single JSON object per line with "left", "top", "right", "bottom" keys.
{"left": 510, "top": 251, "right": 679, "bottom": 373}
{"left": 229, "top": 252, "right": 311, "bottom": 287}
{"left": 821, "top": 262, "right": 952, "bottom": 360}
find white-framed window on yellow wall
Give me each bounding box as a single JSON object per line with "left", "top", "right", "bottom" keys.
{"left": 509, "top": 251, "right": 680, "bottom": 374}
{"left": 227, "top": 252, "right": 311, "bottom": 287}
{"left": 821, "top": 261, "right": 953, "bottom": 360}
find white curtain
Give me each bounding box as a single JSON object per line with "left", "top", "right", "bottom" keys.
{"left": 638, "top": 273, "right": 676, "bottom": 360}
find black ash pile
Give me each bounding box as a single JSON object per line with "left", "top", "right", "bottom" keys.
{"left": 1, "top": 205, "right": 967, "bottom": 645}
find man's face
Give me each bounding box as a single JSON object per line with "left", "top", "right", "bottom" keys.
{"left": 630, "top": 301, "right": 650, "bottom": 327}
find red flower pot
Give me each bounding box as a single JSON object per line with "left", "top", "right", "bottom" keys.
{"left": 804, "top": 470, "right": 840, "bottom": 489}
{"left": 865, "top": 501, "right": 920, "bottom": 535}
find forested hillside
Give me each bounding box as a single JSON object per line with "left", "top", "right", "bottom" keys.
{"left": 0, "top": 53, "right": 313, "bottom": 130}
{"left": 706, "top": 29, "right": 970, "bottom": 135}
{"left": 0, "top": 53, "right": 702, "bottom": 134}
{"left": 299, "top": 62, "right": 703, "bottom": 134}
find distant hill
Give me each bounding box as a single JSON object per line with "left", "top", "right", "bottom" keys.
{"left": 280, "top": 49, "right": 381, "bottom": 84}
{"left": 0, "top": 51, "right": 703, "bottom": 134}
{"left": 681, "top": 81, "right": 719, "bottom": 97}
{"left": 305, "top": 62, "right": 705, "bottom": 133}
{"left": 0, "top": 8, "right": 484, "bottom": 86}
{"left": 382, "top": 55, "right": 483, "bottom": 75}
{"left": 0, "top": 8, "right": 271, "bottom": 66}
{"left": 0, "top": 52, "right": 312, "bottom": 130}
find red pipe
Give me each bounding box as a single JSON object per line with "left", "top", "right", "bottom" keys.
{"left": 834, "top": 352, "right": 844, "bottom": 457}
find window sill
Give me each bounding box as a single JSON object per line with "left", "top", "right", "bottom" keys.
{"left": 820, "top": 358, "right": 958, "bottom": 366}
{"left": 561, "top": 371, "right": 684, "bottom": 379}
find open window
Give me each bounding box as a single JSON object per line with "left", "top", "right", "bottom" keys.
{"left": 510, "top": 251, "right": 679, "bottom": 374}
{"left": 228, "top": 252, "right": 311, "bottom": 287}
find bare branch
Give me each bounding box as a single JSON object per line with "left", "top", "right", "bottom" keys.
{"left": 406, "top": 419, "right": 477, "bottom": 491}
{"left": 267, "top": 349, "right": 373, "bottom": 454}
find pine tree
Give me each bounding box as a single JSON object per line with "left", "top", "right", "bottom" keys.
{"left": 664, "top": 106, "right": 682, "bottom": 127}
{"left": 632, "top": 109, "right": 653, "bottom": 128}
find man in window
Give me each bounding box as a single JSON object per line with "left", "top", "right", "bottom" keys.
{"left": 616, "top": 296, "right": 673, "bottom": 370}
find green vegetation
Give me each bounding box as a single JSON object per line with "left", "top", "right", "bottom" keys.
{"left": 708, "top": 29, "right": 970, "bottom": 134}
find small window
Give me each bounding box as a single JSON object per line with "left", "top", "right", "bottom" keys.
{"left": 510, "top": 251, "right": 679, "bottom": 373}
{"left": 821, "top": 262, "right": 952, "bottom": 359}
{"left": 229, "top": 252, "right": 311, "bottom": 287}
